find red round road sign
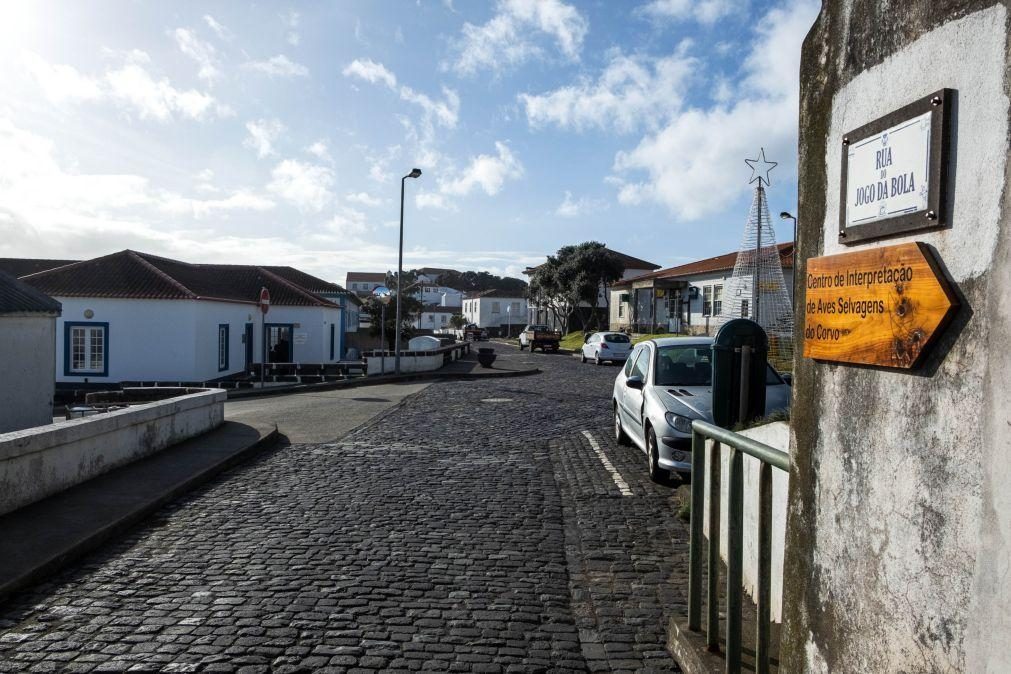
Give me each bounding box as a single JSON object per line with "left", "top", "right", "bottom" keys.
{"left": 259, "top": 287, "right": 270, "bottom": 314}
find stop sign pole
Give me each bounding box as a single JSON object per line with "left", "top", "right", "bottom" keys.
{"left": 259, "top": 287, "right": 270, "bottom": 386}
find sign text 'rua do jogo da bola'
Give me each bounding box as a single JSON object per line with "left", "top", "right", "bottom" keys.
{"left": 803, "top": 89, "right": 958, "bottom": 369}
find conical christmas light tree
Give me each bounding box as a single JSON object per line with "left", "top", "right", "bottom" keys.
{"left": 721, "top": 148, "right": 794, "bottom": 369}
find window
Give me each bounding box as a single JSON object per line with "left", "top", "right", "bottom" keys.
{"left": 655, "top": 345, "right": 712, "bottom": 386}
{"left": 624, "top": 348, "right": 641, "bottom": 376}
{"left": 618, "top": 303, "right": 624, "bottom": 318}
{"left": 491, "top": 301, "right": 501, "bottom": 313}
{"left": 741, "top": 299, "right": 750, "bottom": 318}
{"left": 218, "top": 324, "right": 229, "bottom": 371}
{"left": 65, "top": 322, "right": 109, "bottom": 376}
{"left": 713, "top": 285, "right": 723, "bottom": 316}
{"left": 604, "top": 333, "right": 630, "bottom": 343}
{"left": 351, "top": 282, "right": 358, "bottom": 290}
{"left": 510, "top": 301, "right": 520, "bottom": 314}
{"left": 428, "top": 314, "right": 435, "bottom": 323}
{"left": 631, "top": 346, "right": 650, "bottom": 380}
{"left": 702, "top": 286, "right": 713, "bottom": 316}
{"left": 441, "top": 314, "right": 447, "bottom": 323}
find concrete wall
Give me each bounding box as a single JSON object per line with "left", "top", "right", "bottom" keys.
{"left": 0, "top": 388, "right": 225, "bottom": 515}
{"left": 365, "top": 352, "right": 444, "bottom": 375}
{"left": 703, "top": 421, "right": 790, "bottom": 623}
{"left": 0, "top": 314, "right": 57, "bottom": 433}
{"left": 783, "top": 3, "right": 1011, "bottom": 672}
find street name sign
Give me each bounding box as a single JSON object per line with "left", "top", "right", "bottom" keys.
{"left": 839, "top": 89, "right": 951, "bottom": 244}
{"left": 803, "top": 242, "right": 957, "bottom": 368}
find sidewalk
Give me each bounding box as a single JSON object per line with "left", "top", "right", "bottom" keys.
{"left": 0, "top": 419, "right": 278, "bottom": 603}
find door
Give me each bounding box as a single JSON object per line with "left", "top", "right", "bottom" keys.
{"left": 265, "top": 324, "right": 294, "bottom": 363}
{"left": 622, "top": 345, "right": 651, "bottom": 442}
{"left": 244, "top": 323, "right": 254, "bottom": 369}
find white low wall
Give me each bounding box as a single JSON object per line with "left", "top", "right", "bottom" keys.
{"left": 0, "top": 388, "right": 226, "bottom": 516}
{"left": 366, "top": 353, "right": 444, "bottom": 375}
{"left": 702, "top": 421, "right": 790, "bottom": 622}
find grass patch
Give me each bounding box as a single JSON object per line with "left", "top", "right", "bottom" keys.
{"left": 731, "top": 406, "right": 791, "bottom": 432}
{"left": 632, "top": 332, "right": 671, "bottom": 344}
{"left": 676, "top": 499, "right": 691, "bottom": 523}
{"left": 559, "top": 332, "right": 587, "bottom": 350}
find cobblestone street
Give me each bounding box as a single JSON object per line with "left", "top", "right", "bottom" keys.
{"left": 0, "top": 346, "right": 690, "bottom": 673}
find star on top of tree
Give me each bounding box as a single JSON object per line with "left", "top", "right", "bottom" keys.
{"left": 745, "top": 147, "right": 777, "bottom": 187}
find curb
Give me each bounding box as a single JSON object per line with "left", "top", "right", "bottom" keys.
{"left": 226, "top": 366, "right": 541, "bottom": 399}
{"left": 0, "top": 426, "right": 280, "bottom": 604}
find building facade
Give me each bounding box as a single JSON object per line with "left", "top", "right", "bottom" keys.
{"left": 609, "top": 243, "right": 795, "bottom": 335}
{"left": 462, "top": 291, "right": 527, "bottom": 336}
{"left": 2, "top": 251, "right": 358, "bottom": 386}
{"left": 0, "top": 270, "right": 62, "bottom": 432}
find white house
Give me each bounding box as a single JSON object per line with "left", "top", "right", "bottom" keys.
{"left": 415, "top": 304, "right": 459, "bottom": 331}
{"left": 462, "top": 290, "right": 527, "bottom": 336}
{"left": 3, "top": 251, "right": 360, "bottom": 387}
{"left": 609, "top": 242, "right": 795, "bottom": 335}
{"left": 0, "top": 270, "right": 62, "bottom": 432}
{"left": 345, "top": 271, "right": 386, "bottom": 299}
{"left": 523, "top": 248, "right": 661, "bottom": 329}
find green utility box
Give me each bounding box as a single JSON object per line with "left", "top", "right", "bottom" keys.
{"left": 711, "top": 319, "right": 768, "bottom": 428}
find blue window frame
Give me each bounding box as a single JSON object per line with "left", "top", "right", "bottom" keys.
{"left": 64, "top": 322, "right": 109, "bottom": 377}
{"left": 329, "top": 323, "right": 335, "bottom": 360}
{"left": 218, "top": 324, "right": 229, "bottom": 371}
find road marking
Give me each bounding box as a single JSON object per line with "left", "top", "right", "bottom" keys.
{"left": 580, "top": 430, "right": 633, "bottom": 497}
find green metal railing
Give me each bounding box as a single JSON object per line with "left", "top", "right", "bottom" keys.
{"left": 687, "top": 419, "right": 790, "bottom": 674}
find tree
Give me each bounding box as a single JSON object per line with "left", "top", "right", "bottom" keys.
{"left": 528, "top": 242, "right": 626, "bottom": 332}
{"left": 449, "top": 313, "right": 467, "bottom": 330}
{"left": 436, "top": 269, "right": 527, "bottom": 294}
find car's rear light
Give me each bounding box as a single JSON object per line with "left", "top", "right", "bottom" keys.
{"left": 600, "top": 343, "right": 609, "bottom": 349}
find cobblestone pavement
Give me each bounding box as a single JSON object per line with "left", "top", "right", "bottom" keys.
{"left": 0, "top": 346, "right": 689, "bottom": 672}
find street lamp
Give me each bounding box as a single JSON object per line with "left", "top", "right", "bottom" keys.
{"left": 506, "top": 304, "right": 511, "bottom": 338}
{"left": 395, "top": 168, "right": 422, "bottom": 374}
{"left": 779, "top": 211, "right": 797, "bottom": 245}
{"left": 373, "top": 285, "right": 392, "bottom": 373}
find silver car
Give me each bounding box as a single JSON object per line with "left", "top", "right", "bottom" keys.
{"left": 580, "top": 331, "right": 633, "bottom": 365}
{"left": 612, "top": 336, "right": 792, "bottom": 482}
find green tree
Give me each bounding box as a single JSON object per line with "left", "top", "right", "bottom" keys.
{"left": 449, "top": 313, "right": 467, "bottom": 329}
{"left": 529, "top": 242, "right": 626, "bottom": 332}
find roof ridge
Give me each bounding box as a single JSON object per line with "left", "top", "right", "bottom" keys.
{"left": 129, "top": 251, "right": 198, "bottom": 298}
{"left": 257, "top": 266, "right": 339, "bottom": 308}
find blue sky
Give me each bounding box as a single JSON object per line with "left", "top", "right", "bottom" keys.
{"left": 0, "top": 0, "right": 819, "bottom": 283}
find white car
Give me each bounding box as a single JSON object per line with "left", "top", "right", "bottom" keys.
{"left": 580, "top": 331, "right": 633, "bottom": 365}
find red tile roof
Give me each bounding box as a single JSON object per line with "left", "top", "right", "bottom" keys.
{"left": 19, "top": 250, "right": 349, "bottom": 308}
{"left": 613, "top": 242, "right": 795, "bottom": 288}
{"left": 0, "top": 258, "right": 80, "bottom": 278}
{"left": 345, "top": 271, "right": 387, "bottom": 284}
{"left": 523, "top": 248, "right": 661, "bottom": 275}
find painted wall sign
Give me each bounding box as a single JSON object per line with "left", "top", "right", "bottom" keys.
{"left": 839, "top": 89, "right": 951, "bottom": 244}
{"left": 293, "top": 332, "right": 307, "bottom": 345}
{"left": 803, "top": 242, "right": 957, "bottom": 368}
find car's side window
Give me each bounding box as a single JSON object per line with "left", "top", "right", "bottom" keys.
{"left": 631, "top": 347, "right": 650, "bottom": 380}
{"left": 624, "top": 348, "right": 641, "bottom": 376}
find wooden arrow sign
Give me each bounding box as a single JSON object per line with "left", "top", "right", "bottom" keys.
{"left": 802, "top": 242, "right": 958, "bottom": 368}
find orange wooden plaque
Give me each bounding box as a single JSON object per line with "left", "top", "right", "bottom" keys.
{"left": 803, "top": 242, "right": 958, "bottom": 368}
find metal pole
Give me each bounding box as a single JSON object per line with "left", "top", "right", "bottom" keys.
{"left": 688, "top": 428, "right": 706, "bottom": 631}
{"left": 380, "top": 303, "right": 386, "bottom": 374}
{"left": 756, "top": 462, "right": 773, "bottom": 674}
{"left": 260, "top": 311, "right": 265, "bottom": 387}
{"left": 727, "top": 447, "right": 744, "bottom": 673}
{"left": 753, "top": 186, "right": 763, "bottom": 325}
{"left": 706, "top": 440, "right": 721, "bottom": 652}
{"left": 395, "top": 176, "right": 405, "bottom": 374}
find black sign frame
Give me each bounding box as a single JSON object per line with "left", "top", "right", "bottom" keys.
{"left": 839, "top": 88, "right": 952, "bottom": 245}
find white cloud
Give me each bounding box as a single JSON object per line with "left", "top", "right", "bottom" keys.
{"left": 104, "top": 62, "right": 231, "bottom": 121}
{"left": 21, "top": 52, "right": 103, "bottom": 104}
{"left": 158, "top": 190, "right": 276, "bottom": 217}
{"left": 343, "top": 58, "right": 397, "bottom": 90}
{"left": 440, "top": 141, "right": 523, "bottom": 197}
{"left": 520, "top": 47, "right": 695, "bottom": 133}
{"left": 611, "top": 0, "right": 818, "bottom": 220}
{"left": 283, "top": 10, "right": 300, "bottom": 46}
{"left": 172, "top": 27, "right": 220, "bottom": 84}
{"left": 639, "top": 0, "right": 740, "bottom": 24}
{"left": 415, "top": 192, "right": 455, "bottom": 211}
{"left": 555, "top": 190, "right": 608, "bottom": 218}
{"left": 324, "top": 207, "right": 370, "bottom": 238}
{"left": 306, "top": 140, "right": 332, "bottom": 163}
{"left": 203, "top": 15, "right": 233, "bottom": 41}
{"left": 346, "top": 192, "right": 382, "bottom": 207}
{"left": 244, "top": 119, "right": 285, "bottom": 158}
{"left": 344, "top": 59, "right": 459, "bottom": 128}
{"left": 244, "top": 55, "right": 309, "bottom": 78}
{"left": 450, "top": 0, "right": 589, "bottom": 76}
{"left": 267, "top": 159, "right": 334, "bottom": 212}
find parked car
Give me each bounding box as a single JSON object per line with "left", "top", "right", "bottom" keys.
{"left": 580, "top": 331, "right": 633, "bottom": 365}
{"left": 518, "top": 324, "right": 561, "bottom": 352}
{"left": 463, "top": 324, "right": 488, "bottom": 341}
{"left": 612, "top": 336, "right": 791, "bottom": 483}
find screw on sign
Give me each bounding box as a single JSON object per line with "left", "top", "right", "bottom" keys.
{"left": 259, "top": 287, "right": 270, "bottom": 315}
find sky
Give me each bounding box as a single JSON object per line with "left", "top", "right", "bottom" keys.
{"left": 0, "top": 0, "right": 820, "bottom": 285}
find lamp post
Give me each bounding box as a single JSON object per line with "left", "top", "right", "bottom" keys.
{"left": 395, "top": 168, "right": 422, "bottom": 375}
{"left": 779, "top": 211, "right": 797, "bottom": 246}
{"left": 506, "top": 304, "right": 511, "bottom": 338}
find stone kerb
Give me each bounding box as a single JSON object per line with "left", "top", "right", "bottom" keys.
{"left": 0, "top": 388, "right": 226, "bottom": 516}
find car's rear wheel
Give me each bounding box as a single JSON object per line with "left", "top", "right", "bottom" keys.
{"left": 595, "top": 353, "right": 602, "bottom": 366}
{"left": 580, "top": 351, "right": 586, "bottom": 363}
{"left": 646, "top": 427, "right": 670, "bottom": 484}
{"left": 614, "top": 405, "right": 629, "bottom": 445}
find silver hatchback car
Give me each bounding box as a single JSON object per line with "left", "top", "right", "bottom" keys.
{"left": 612, "top": 336, "right": 791, "bottom": 482}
